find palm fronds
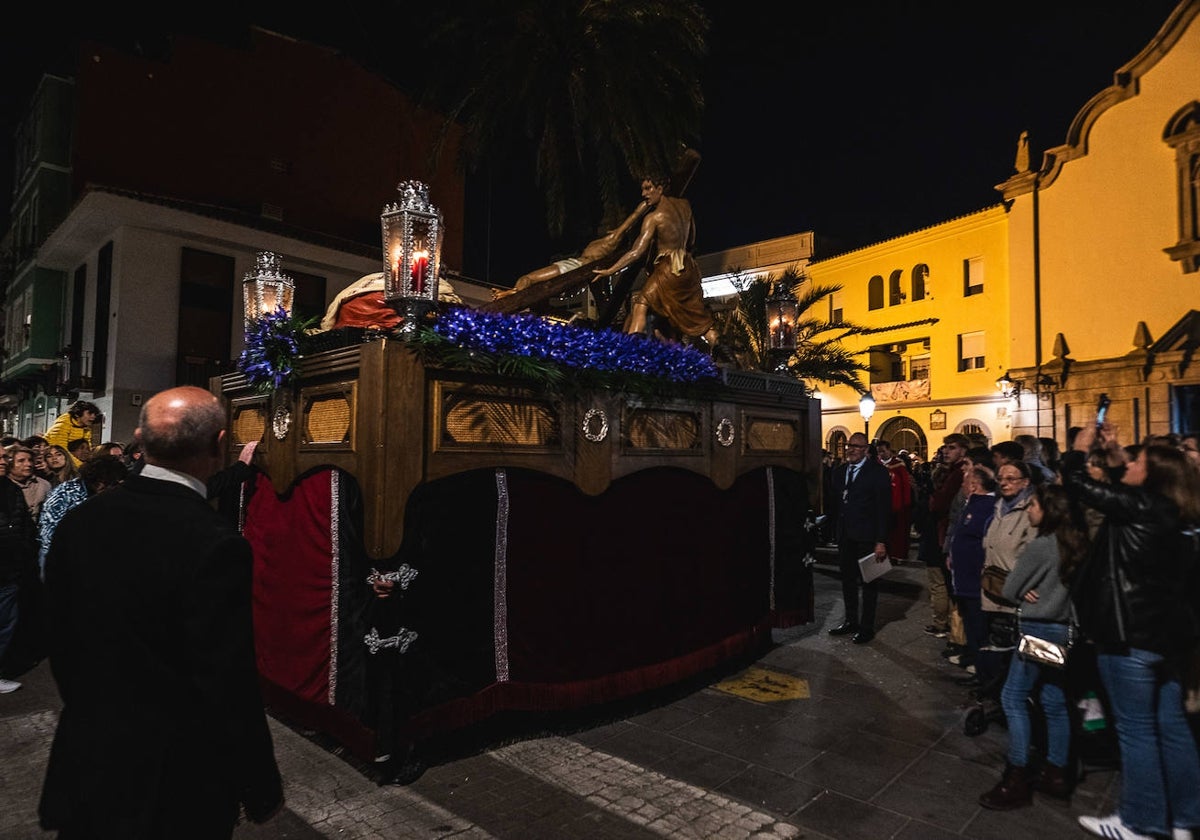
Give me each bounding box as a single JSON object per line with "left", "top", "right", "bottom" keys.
{"left": 717, "top": 265, "right": 872, "bottom": 392}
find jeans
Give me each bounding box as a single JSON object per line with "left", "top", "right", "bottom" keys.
{"left": 1000, "top": 619, "right": 1071, "bottom": 767}
{"left": 1097, "top": 647, "right": 1200, "bottom": 836}
{"left": 0, "top": 582, "right": 17, "bottom": 662}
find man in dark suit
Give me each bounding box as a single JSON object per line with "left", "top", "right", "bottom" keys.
{"left": 828, "top": 431, "right": 891, "bottom": 644}
{"left": 39, "top": 386, "right": 282, "bottom": 837}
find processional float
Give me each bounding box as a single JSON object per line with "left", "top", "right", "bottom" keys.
{"left": 212, "top": 167, "right": 819, "bottom": 764}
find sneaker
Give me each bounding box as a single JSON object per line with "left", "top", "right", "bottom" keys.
{"left": 0, "top": 678, "right": 21, "bottom": 694}
{"left": 1078, "top": 814, "right": 1155, "bottom": 840}
{"left": 1173, "top": 829, "right": 1193, "bottom": 840}
{"left": 923, "top": 624, "right": 949, "bottom": 638}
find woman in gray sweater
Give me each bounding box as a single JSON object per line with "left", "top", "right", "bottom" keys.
{"left": 978, "top": 483, "right": 1089, "bottom": 810}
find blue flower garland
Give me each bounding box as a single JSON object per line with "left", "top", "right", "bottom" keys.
{"left": 238, "top": 308, "right": 315, "bottom": 393}
{"left": 432, "top": 308, "right": 720, "bottom": 383}
{"left": 239, "top": 306, "right": 720, "bottom": 395}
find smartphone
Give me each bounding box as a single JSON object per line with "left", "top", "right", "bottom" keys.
{"left": 1096, "top": 393, "right": 1111, "bottom": 428}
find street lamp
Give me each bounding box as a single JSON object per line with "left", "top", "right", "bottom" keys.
{"left": 859, "top": 392, "right": 875, "bottom": 437}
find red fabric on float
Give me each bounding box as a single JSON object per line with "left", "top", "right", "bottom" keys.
{"left": 245, "top": 471, "right": 334, "bottom": 707}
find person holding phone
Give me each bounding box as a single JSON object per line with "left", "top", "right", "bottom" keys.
{"left": 1065, "top": 418, "right": 1200, "bottom": 840}
{"left": 1095, "top": 393, "right": 1111, "bottom": 429}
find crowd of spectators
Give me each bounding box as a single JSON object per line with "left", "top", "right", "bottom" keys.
{"left": 0, "top": 401, "right": 142, "bottom": 694}
{"left": 819, "top": 419, "right": 1199, "bottom": 839}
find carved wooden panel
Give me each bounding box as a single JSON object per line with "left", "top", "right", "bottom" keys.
{"left": 745, "top": 415, "right": 798, "bottom": 453}
{"left": 230, "top": 399, "right": 267, "bottom": 446}
{"left": 301, "top": 382, "right": 356, "bottom": 448}
{"left": 623, "top": 407, "right": 701, "bottom": 451}
{"left": 436, "top": 381, "right": 562, "bottom": 449}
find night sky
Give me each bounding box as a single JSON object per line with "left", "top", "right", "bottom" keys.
{"left": 1, "top": 2, "right": 1186, "bottom": 285}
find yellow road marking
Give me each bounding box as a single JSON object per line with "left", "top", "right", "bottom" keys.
{"left": 713, "top": 666, "right": 810, "bottom": 702}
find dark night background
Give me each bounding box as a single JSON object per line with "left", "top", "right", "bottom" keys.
{"left": 0, "top": 2, "right": 1185, "bottom": 286}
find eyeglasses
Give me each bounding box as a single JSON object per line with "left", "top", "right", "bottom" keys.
{"left": 997, "top": 475, "right": 1027, "bottom": 483}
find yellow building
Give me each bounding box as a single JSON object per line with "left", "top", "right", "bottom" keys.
{"left": 806, "top": 207, "right": 1010, "bottom": 458}
{"left": 999, "top": 0, "right": 1200, "bottom": 446}
{"left": 700, "top": 0, "right": 1200, "bottom": 459}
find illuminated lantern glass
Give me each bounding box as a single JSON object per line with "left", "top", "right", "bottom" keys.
{"left": 243, "top": 251, "right": 295, "bottom": 323}
{"left": 765, "top": 282, "right": 799, "bottom": 351}
{"left": 381, "top": 180, "right": 443, "bottom": 303}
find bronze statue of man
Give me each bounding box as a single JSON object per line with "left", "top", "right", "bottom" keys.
{"left": 593, "top": 175, "right": 721, "bottom": 352}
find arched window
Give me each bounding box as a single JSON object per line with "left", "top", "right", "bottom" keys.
{"left": 911, "top": 264, "right": 928, "bottom": 301}
{"left": 868, "top": 275, "right": 883, "bottom": 310}
{"left": 957, "top": 420, "right": 991, "bottom": 446}
{"left": 876, "top": 416, "right": 928, "bottom": 462}
{"left": 828, "top": 429, "right": 849, "bottom": 461}
{"left": 888, "top": 270, "right": 904, "bottom": 306}
{"left": 1164, "top": 101, "right": 1200, "bottom": 273}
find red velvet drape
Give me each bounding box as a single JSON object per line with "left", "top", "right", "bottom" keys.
{"left": 246, "top": 471, "right": 334, "bottom": 707}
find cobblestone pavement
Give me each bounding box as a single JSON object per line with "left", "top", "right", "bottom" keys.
{"left": 5, "top": 554, "right": 1169, "bottom": 839}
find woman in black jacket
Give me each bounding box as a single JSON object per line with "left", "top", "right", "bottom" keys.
{"left": 1063, "top": 423, "right": 1200, "bottom": 840}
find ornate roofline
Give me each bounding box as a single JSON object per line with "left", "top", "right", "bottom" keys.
{"left": 996, "top": 0, "right": 1200, "bottom": 200}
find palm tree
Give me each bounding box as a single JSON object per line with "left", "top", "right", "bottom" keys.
{"left": 717, "top": 265, "right": 872, "bottom": 392}
{"left": 411, "top": 0, "right": 709, "bottom": 240}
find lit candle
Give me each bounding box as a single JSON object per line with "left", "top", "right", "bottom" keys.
{"left": 411, "top": 248, "right": 429, "bottom": 295}
{"left": 392, "top": 244, "right": 404, "bottom": 289}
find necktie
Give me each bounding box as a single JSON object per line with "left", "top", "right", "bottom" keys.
{"left": 844, "top": 464, "right": 859, "bottom": 500}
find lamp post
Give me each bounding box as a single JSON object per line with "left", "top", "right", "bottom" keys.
{"left": 381, "top": 180, "right": 443, "bottom": 336}
{"left": 996, "top": 371, "right": 1014, "bottom": 398}
{"left": 242, "top": 251, "right": 295, "bottom": 325}
{"left": 859, "top": 392, "right": 875, "bottom": 438}
{"left": 765, "top": 281, "right": 799, "bottom": 375}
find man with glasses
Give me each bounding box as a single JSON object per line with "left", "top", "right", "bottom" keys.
{"left": 829, "top": 432, "right": 892, "bottom": 644}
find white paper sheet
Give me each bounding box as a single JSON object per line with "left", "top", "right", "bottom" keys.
{"left": 858, "top": 552, "right": 893, "bottom": 584}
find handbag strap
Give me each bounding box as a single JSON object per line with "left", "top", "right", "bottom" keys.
{"left": 1016, "top": 604, "right": 1075, "bottom": 647}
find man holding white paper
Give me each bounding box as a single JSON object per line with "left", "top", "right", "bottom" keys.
{"left": 828, "top": 432, "right": 892, "bottom": 644}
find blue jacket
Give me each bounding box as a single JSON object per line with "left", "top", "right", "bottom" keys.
{"left": 949, "top": 492, "right": 995, "bottom": 598}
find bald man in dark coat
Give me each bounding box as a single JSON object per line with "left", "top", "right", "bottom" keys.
{"left": 39, "top": 386, "right": 282, "bottom": 837}
{"left": 828, "top": 432, "right": 892, "bottom": 644}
